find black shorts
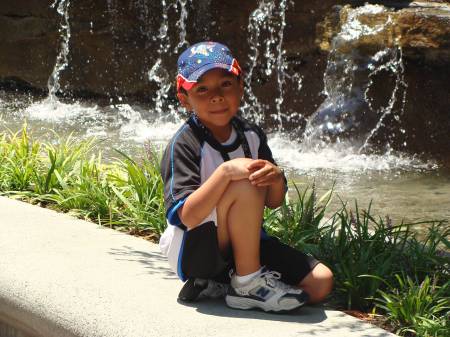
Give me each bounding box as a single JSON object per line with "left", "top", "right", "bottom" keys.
{"left": 180, "top": 221, "right": 320, "bottom": 285}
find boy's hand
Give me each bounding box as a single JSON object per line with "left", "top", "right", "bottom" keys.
{"left": 247, "top": 159, "right": 283, "bottom": 187}
{"left": 222, "top": 158, "right": 254, "bottom": 181}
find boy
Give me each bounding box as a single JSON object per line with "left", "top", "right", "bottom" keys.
{"left": 159, "top": 41, "right": 333, "bottom": 312}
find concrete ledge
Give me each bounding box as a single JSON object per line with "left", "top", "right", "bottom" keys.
{"left": 0, "top": 196, "right": 397, "bottom": 337}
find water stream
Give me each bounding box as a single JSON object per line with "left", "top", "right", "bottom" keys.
{"left": 0, "top": 2, "right": 449, "bottom": 227}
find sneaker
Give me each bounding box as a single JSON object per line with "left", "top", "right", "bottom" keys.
{"left": 225, "top": 268, "right": 309, "bottom": 312}
{"left": 178, "top": 278, "right": 229, "bottom": 302}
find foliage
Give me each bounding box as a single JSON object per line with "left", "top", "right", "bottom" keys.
{"left": 375, "top": 274, "right": 450, "bottom": 336}
{"left": 264, "top": 182, "right": 449, "bottom": 336}
{"left": 264, "top": 182, "right": 333, "bottom": 256}
{"left": 0, "top": 126, "right": 166, "bottom": 237}
{"left": 108, "top": 147, "right": 166, "bottom": 235}
{"left": 0, "top": 127, "right": 41, "bottom": 191}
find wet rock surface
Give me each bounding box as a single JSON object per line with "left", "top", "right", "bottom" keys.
{"left": 0, "top": 0, "right": 449, "bottom": 158}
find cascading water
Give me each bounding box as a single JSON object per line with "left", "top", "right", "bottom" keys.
{"left": 47, "top": 0, "right": 71, "bottom": 101}
{"left": 273, "top": 0, "right": 289, "bottom": 130}
{"left": 175, "top": 0, "right": 190, "bottom": 52}
{"left": 359, "top": 46, "right": 407, "bottom": 152}
{"left": 24, "top": 0, "right": 102, "bottom": 123}
{"left": 302, "top": 4, "right": 408, "bottom": 154}
{"left": 243, "top": 0, "right": 294, "bottom": 129}
{"left": 266, "top": 4, "right": 430, "bottom": 177}
{"left": 147, "top": 0, "right": 191, "bottom": 121}
{"left": 116, "top": 0, "right": 192, "bottom": 142}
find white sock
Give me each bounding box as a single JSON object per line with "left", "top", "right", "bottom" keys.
{"left": 235, "top": 267, "right": 262, "bottom": 285}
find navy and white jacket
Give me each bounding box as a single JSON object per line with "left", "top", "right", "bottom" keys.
{"left": 159, "top": 114, "right": 280, "bottom": 279}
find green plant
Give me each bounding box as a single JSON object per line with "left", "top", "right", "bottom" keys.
{"left": 265, "top": 185, "right": 449, "bottom": 313}
{"left": 46, "top": 155, "right": 120, "bottom": 225}
{"left": 264, "top": 182, "right": 333, "bottom": 256}
{"left": 109, "top": 147, "right": 166, "bottom": 235}
{"left": 321, "top": 203, "right": 411, "bottom": 310}
{"left": 0, "top": 127, "right": 41, "bottom": 192}
{"left": 375, "top": 274, "right": 450, "bottom": 336}
{"left": 32, "top": 132, "right": 97, "bottom": 195}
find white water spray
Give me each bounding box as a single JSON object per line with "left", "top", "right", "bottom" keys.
{"left": 25, "top": 0, "right": 89, "bottom": 122}
{"left": 175, "top": 0, "right": 190, "bottom": 52}
{"left": 359, "top": 46, "right": 408, "bottom": 152}
{"left": 47, "top": 0, "right": 71, "bottom": 100}
{"left": 273, "top": 0, "right": 289, "bottom": 129}
{"left": 303, "top": 4, "right": 407, "bottom": 153}
{"left": 243, "top": 0, "right": 292, "bottom": 128}
{"left": 147, "top": 0, "right": 190, "bottom": 121}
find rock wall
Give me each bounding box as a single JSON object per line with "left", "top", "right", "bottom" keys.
{"left": 0, "top": 0, "right": 449, "bottom": 159}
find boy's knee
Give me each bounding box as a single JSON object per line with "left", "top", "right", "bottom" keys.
{"left": 217, "top": 180, "right": 267, "bottom": 219}
{"left": 300, "top": 263, "right": 334, "bottom": 303}
{"left": 316, "top": 267, "right": 333, "bottom": 300}
{"left": 226, "top": 179, "right": 266, "bottom": 198}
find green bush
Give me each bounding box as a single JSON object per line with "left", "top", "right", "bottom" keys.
{"left": 264, "top": 183, "right": 449, "bottom": 318}
{"left": 0, "top": 126, "right": 166, "bottom": 237}
{"left": 375, "top": 274, "right": 450, "bottom": 336}
{"left": 0, "top": 127, "right": 41, "bottom": 192}
{"left": 108, "top": 148, "right": 166, "bottom": 235}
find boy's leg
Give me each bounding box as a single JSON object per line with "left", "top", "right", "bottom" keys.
{"left": 179, "top": 179, "right": 266, "bottom": 303}
{"left": 216, "top": 180, "right": 309, "bottom": 312}
{"left": 298, "top": 263, "right": 333, "bottom": 304}
{"left": 260, "top": 236, "right": 333, "bottom": 304}
{"left": 216, "top": 179, "right": 266, "bottom": 275}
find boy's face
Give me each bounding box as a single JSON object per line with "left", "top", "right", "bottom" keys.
{"left": 177, "top": 68, "right": 244, "bottom": 135}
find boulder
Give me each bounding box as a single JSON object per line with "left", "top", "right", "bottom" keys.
{"left": 318, "top": 1, "right": 450, "bottom": 64}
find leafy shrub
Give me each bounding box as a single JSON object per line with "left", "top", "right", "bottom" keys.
{"left": 265, "top": 183, "right": 449, "bottom": 314}
{"left": 0, "top": 126, "right": 166, "bottom": 237}
{"left": 375, "top": 274, "right": 450, "bottom": 336}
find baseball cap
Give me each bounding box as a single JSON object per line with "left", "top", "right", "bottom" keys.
{"left": 176, "top": 41, "right": 242, "bottom": 92}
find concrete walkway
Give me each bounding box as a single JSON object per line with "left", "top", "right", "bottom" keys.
{"left": 0, "top": 196, "right": 396, "bottom": 337}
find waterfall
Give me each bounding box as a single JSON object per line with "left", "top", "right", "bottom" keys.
{"left": 303, "top": 4, "right": 407, "bottom": 152}
{"left": 147, "top": 0, "right": 191, "bottom": 122}
{"left": 106, "top": 0, "right": 121, "bottom": 99}
{"left": 175, "top": 0, "right": 190, "bottom": 52}
{"left": 359, "top": 46, "right": 407, "bottom": 152}
{"left": 47, "top": 0, "right": 71, "bottom": 101}
{"left": 273, "top": 0, "right": 288, "bottom": 130}
{"left": 23, "top": 0, "right": 102, "bottom": 122}
{"left": 243, "top": 0, "right": 292, "bottom": 129}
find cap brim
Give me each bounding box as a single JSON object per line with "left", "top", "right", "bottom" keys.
{"left": 181, "top": 63, "right": 239, "bottom": 91}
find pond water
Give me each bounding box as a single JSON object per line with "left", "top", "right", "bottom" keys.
{"left": 1, "top": 91, "right": 449, "bottom": 228}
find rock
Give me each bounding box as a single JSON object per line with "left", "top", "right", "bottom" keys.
{"left": 318, "top": 1, "right": 450, "bottom": 64}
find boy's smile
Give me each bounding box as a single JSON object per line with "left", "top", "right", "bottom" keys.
{"left": 178, "top": 68, "right": 244, "bottom": 142}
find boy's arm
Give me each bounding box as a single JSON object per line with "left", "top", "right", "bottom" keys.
{"left": 251, "top": 127, "right": 287, "bottom": 209}
{"left": 247, "top": 160, "right": 286, "bottom": 209}
{"left": 265, "top": 171, "right": 286, "bottom": 208}
{"left": 178, "top": 158, "right": 252, "bottom": 229}
{"left": 177, "top": 164, "right": 231, "bottom": 229}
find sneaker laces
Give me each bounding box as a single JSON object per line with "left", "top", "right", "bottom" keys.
{"left": 260, "top": 270, "right": 291, "bottom": 292}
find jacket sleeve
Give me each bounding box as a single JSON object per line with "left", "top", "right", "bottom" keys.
{"left": 160, "top": 127, "right": 201, "bottom": 227}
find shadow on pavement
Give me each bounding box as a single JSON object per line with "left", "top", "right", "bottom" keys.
{"left": 108, "top": 246, "right": 178, "bottom": 280}
{"left": 179, "top": 299, "right": 328, "bottom": 324}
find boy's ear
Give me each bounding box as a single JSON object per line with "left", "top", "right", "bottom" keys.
{"left": 177, "top": 92, "right": 192, "bottom": 111}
